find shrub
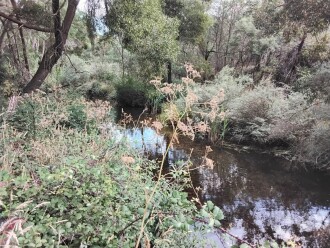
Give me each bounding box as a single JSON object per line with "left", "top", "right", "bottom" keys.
{"left": 66, "top": 104, "right": 88, "bottom": 130}
{"left": 46, "top": 55, "right": 118, "bottom": 102}
{"left": 85, "top": 81, "right": 115, "bottom": 100}
{"left": 161, "top": 65, "right": 330, "bottom": 169}
{"left": 57, "top": 55, "right": 90, "bottom": 87}
{"left": 0, "top": 92, "right": 225, "bottom": 247}
{"left": 296, "top": 62, "right": 330, "bottom": 102}
{"left": 7, "top": 98, "right": 38, "bottom": 138}
{"left": 115, "top": 77, "right": 162, "bottom": 108}
{"left": 297, "top": 120, "right": 330, "bottom": 170}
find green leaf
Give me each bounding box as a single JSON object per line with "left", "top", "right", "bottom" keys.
{"left": 206, "top": 201, "right": 214, "bottom": 211}
{"left": 216, "top": 209, "right": 224, "bottom": 220}
{"left": 209, "top": 218, "right": 215, "bottom": 227}
{"left": 138, "top": 208, "right": 145, "bottom": 215}
{"left": 179, "top": 213, "right": 185, "bottom": 222}
{"left": 200, "top": 209, "right": 209, "bottom": 218}
{"left": 240, "top": 244, "right": 249, "bottom": 248}
{"left": 214, "top": 220, "right": 221, "bottom": 227}
{"left": 213, "top": 206, "right": 220, "bottom": 216}
{"left": 271, "top": 241, "right": 279, "bottom": 248}
{"left": 65, "top": 222, "right": 72, "bottom": 228}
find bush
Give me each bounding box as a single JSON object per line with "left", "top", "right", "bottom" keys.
{"left": 297, "top": 120, "right": 330, "bottom": 170}
{"left": 57, "top": 55, "right": 90, "bottom": 87}
{"left": 47, "top": 55, "right": 118, "bottom": 102}
{"left": 115, "top": 77, "right": 162, "bottom": 108}
{"left": 5, "top": 91, "right": 112, "bottom": 138}
{"left": 85, "top": 81, "right": 115, "bottom": 100}
{"left": 296, "top": 62, "right": 330, "bottom": 102}
{"left": 66, "top": 104, "right": 88, "bottom": 130}
{"left": 163, "top": 66, "right": 330, "bottom": 170}
{"left": 0, "top": 92, "right": 224, "bottom": 247}
{"left": 7, "top": 98, "right": 38, "bottom": 138}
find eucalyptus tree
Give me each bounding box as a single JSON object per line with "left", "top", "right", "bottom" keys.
{"left": 266, "top": 0, "right": 330, "bottom": 83}
{"left": 101, "top": 0, "right": 180, "bottom": 79}
{"left": 205, "top": 0, "right": 252, "bottom": 72}
{"left": 0, "top": 0, "right": 80, "bottom": 93}
{"left": 85, "top": 0, "right": 209, "bottom": 81}
{"left": 252, "top": 0, "right": 330, "bottom": 83}
{"left": 162, "top": 0, "right": 210, "bottom": 82}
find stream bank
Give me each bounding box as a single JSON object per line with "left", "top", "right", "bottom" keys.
{"left": 115, "top": 107, "right": 330, "bottom": 247}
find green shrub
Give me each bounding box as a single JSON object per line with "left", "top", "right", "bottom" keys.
{"left": 164, "top": 66, "right": 330, "bottom": 169}
{"left": 57, "top": 55, "right": 90, "bottom": 87}
{"left": 7, "top": 98, "right": 38, "bottom": 138}
{"left": 85, "top": 81, "right": 115, "bottom": 101}
{"left": 66, "top": 104, "right": 87, "bottom": 130}
{"left": 115, "top": 77, "right": 162, "bottom": 107}
{"left": 297, "top": 120, "right": 330, "bottom": 170}
{"left": 296, "top": 62, "right": 330, "bottom": 102}
{"left": 0, "top": 93, "right": 224, "bottom": 247}
{"left": 54, "top": 55, "right": 119, "bottom": 93}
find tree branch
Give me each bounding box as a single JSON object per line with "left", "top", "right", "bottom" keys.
{"left": 0, "top": 11, "right": 52, "bottom": 33}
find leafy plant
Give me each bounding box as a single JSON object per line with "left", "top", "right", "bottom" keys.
{"left": 0, "top": 91, "right": 229, "bottom": 247}
{"left": 7, "top": 98, "right": 38, "bottom": 138}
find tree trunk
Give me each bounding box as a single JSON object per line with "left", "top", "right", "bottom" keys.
{"left": 23, "top": 0, "right": 79, "bottom": 93}
{"left": 6, "top": 27, "right": 19, "bottom": 68}
{"left": 167, "top": 61, "right": 172, "bottom": 84}
{"left": 275, "top": 32, "right": 307, "bottom": 84}
{"left": 10, "top": 0, "right": 29, "bottom": 72}
{"left": 0, "top": 19, "right": 11, "bottom": 54}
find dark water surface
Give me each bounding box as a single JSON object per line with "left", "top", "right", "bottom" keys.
{"left": 115, "top": 108, "right": 330, "bottom": 247}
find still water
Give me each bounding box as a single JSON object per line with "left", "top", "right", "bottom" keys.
{"left": 115, "top": 108, "right": 330, "bottom": 247}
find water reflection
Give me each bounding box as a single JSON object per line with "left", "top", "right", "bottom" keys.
{"left": 115, "top": 124, "right": 330, "bottom": 247}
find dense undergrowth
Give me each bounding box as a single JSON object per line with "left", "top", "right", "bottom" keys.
{"left": 0, "top": 92, "right": 234, "bottom": 247}
{"left": 159, "top": 65, "right": 330, "bottom": 171}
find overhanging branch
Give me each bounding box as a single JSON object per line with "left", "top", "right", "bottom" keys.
{"left": 0, "top": 11, "right": 52, "bottom": 33}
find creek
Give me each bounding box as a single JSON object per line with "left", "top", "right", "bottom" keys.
{"left": 115, "top": 107, "right": 330, "bottom": 247}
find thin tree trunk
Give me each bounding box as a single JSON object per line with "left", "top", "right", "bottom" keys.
{"left": 121, "top": 45, "right": 125, "bottom": 79}
{"left": 215, "top": 3, "right": 225, "bottom": 72}
{"left": 23, "top": 0, "right": 79, "bottom": 93}
{"left": 6, "top": 30, "right": 19, "bottom": 66}
{"left": 10, "top": 0, "right": 30, "bottom": 72}
{"left": 0, "top": 20, "right": 11, "bottom": 54}
{"left": 11, "top": 28, "right": 20, "bottom": 62}
{"left": 167, "top": 61, "right": 172, "bottom": 84}
{"left": 224, "top": 18, "right": 233, "bottom": 67}
{"left": 18, "top": 26, "right": 29, "bottom": 72}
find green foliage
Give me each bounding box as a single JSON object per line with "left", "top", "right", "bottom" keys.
{"left": 165, "top": 0, "right": 211, "bottom": 44}
{"left": 296, "top": 62, "right": 330, "bottom": 102}
{"left": 115, "top": 77, "right": 163, "bottom": 108}
{"left": 163, "top": 65, "right": 330, "bottom": 170}
{"left": 66, "top": 104, "right": 88, "bottom": 130}
{"left": 17, "top": 0, "right": 52, "bottom": 28}
{"left": 67, "top": 12, "right": 91, "bottom": 53}
{"left": 106, "top": 0, "right": 180, "bottom": 75}
{"left": 0, "top": 93, "right": 224, "bottom": 247}
{"left": 86, "top": 81, "right": 115, "bottom": 100}
{"left": 297, "top": 119, "right": 330, "bottom": 170}
{"left": 0, "top": 57, "right": 9, "bottom": 85}
{"left": 7, "top": 98, "right": 38, "bottom": 138}
{"left": 281, "top": 0, "right": 330, "bottom": 34}
{"left": 48, "top": 54, "right": 117, "bottom": 101}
